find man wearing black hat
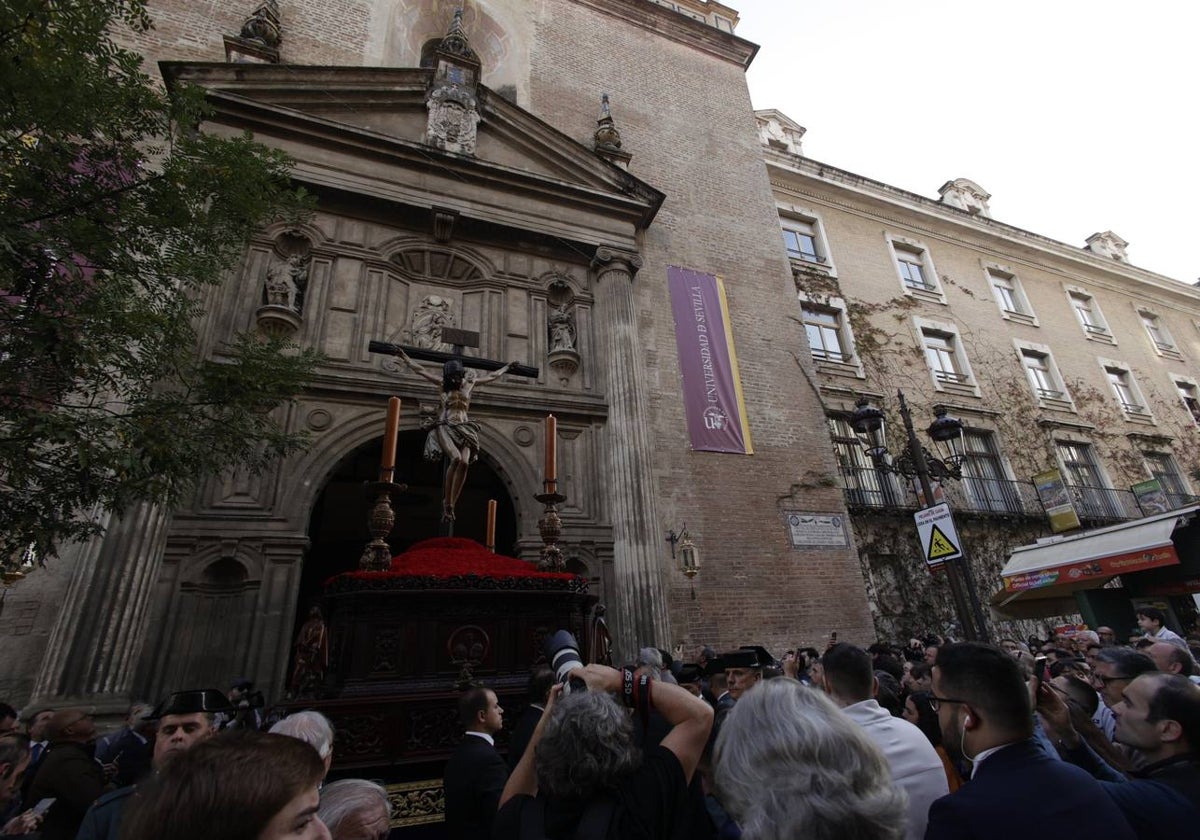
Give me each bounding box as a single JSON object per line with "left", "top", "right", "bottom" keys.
{"left": 714, "top": 646, "right": 772, "bottom": 732}
{"left": 76, "top": 689, "right": 231, "bottom": 840}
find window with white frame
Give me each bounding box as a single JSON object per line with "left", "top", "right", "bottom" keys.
{"left": 801, "top": 303, "right": 849, "bottom": 363}
{"left": 1138, "top": 309, "right": 1179, "bottom": 356}
{"left": 829, "top": 416, "right": 901, "bottom": 507}
{"left": 780, "top": 210, "right": 833, "bottom": 272}
{"left": 1100, "top": 360, "right": 1151, "bottom": 420}
{"left": 1175, "top": 378, "right": 1200, "bottom": 425}
{"left": 916, "top": 320, "right": 977, "bottom": 395}
{"left": 896, "top": 246, "right": 933, "bottom": 291}
{"left": 986, "top": 267, "right": 1037, "bottom": 324}
{"left": 1066, "top": 288, "right": 1114, "bottom": 341}
{"left": 888, "top": 236, "right": 943, "bottom": 301}
{"left": 1016, "top": 341, "right": 1072, "bottom": 408}
{"left": 1056, "top": 440, "right": 1125, "bottom": 519}
{"left": 782, "top": 220, "right": 822, "bottom": 263}
{"left": 960, "top": 429, "right": 1022, "bottom": 514}
{"left": 1143, "top": 451, "right": 1191, "bottom": 500}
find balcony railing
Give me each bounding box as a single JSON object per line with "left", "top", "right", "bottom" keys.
{"left": 837, "top": 467, "right": 1192, "bottom": 522}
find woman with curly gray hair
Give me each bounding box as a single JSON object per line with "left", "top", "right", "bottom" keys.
{"left": 714, "top": 677, "right": 906, "bottom": 840}
{"left": 494, "top": 663, "right": 713, "bottom": 839}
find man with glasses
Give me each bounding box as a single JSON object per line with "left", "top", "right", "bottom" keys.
{"left": 923, "top": 642, "right": 1136, "bottom": 840}
{"left": 1092, "top": 648, "right": 1157, "bottom": 711}
{"left": 1038, "top": 672, "right": 1200, "bottom": 836}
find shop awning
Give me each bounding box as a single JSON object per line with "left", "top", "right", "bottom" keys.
{"left": 993, "top": 506, "right": 1198, "bottom": 616}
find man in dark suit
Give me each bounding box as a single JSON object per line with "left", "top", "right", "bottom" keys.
{"left": 444, "top": 686, "right": 508, "bottom": 840}
{"left": 507, "top": 668, "right": 554, "bottom": 771}
{"left": 924, "top": 642, "right": 1137, "bottom": 840}
{"left": 24, "top": 710, "right": 107, "bottom": 840}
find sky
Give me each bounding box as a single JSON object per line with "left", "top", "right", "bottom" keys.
{"left": 729, "top": 0, "right": 1198, "bottom": 285}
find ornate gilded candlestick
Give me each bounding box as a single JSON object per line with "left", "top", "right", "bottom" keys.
{"left": 359, "top": 480, "right": 406, "bottom": 571}
{"left": 534, "top": 481, "right": 567, "bottom": 572}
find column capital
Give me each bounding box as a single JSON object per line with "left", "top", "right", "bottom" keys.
{"left": 592, "top": 246, "right": 643, "bottom": 276}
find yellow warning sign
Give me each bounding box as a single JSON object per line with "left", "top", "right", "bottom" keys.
{"left": 928, "top": 525, "right": 960, "bottom": 560}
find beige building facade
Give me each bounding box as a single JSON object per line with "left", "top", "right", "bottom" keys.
{"left": 758, "top": 109, "right": 1200, "bottom": 639}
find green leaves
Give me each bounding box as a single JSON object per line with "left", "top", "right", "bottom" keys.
{"left": 0, "top": 1, "right": 318, "bottom": 561}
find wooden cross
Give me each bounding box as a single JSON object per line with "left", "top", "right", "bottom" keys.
{"left": 368, "top": 328, "right": 539, "bottom": 378}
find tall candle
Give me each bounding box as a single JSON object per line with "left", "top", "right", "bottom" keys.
{"left": 544, "top": 414, "right": 557, "bottom": 486}
{"left": 379, "top": 396, "right": 401, "bottom": 483}
{"left": 486, "top": 499, "right": 497, "bottom": 552}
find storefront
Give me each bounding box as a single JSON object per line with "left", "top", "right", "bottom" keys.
{"left": 993, "top": 505, "right": 1200, "bottom": 636}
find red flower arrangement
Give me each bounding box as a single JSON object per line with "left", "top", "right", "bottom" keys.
{"left": 333, "top": 537, "right": 576, "bottom": 583}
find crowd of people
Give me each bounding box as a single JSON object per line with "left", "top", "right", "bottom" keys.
{"left": 1, "top": 605, "right": 1198, "bottom": 839}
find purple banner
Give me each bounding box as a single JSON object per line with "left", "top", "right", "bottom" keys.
{"left": 668, "top": 266, "right": 752, "bottom": 454}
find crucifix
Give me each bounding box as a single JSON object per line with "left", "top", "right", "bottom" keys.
{"left": 369, "top": 329, "right": 538, "bottom": 528}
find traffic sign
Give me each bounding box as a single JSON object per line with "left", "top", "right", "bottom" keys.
{"left": 914, "top": 503, "right": 963, "bottom": 569}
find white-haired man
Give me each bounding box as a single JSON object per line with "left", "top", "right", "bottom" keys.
{"left": 318, "top": 778, "right": 392, "bottom": 840}
{"left": 270, "top": 710, "right": 335, "bottom": 778}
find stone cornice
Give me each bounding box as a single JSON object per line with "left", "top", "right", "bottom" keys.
{"left": 569, "top": 0, "right": 758, "bottom": 68}
{"left": 764, "top": 149, "right": 1200, "bottom": 307}
{"left": 161, "top": 63, "right": 663, "bottom": 242}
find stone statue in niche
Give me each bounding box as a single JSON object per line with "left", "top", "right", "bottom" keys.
{"left": 425, "top": 86, "right": 480, "bottom": 155}
{"left": 548, "top": 303, "right": 577, "bottom": 353}
{"left": 404, "top": 295, "right": 456, "bottom": 350}
{"left": 263, "top": 253, "right": 307, "bottom": 312}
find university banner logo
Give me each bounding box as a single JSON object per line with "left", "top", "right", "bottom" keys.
{"left": 667, "top": 266, "right": 753, "bottom": 454}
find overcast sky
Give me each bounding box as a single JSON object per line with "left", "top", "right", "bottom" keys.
{"left": 731, "top": 0, "right": 1197, "bottom": 285}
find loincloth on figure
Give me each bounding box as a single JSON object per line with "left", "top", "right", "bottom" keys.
{"left": 422, "top": 418, "right": 481, "bottom": 462}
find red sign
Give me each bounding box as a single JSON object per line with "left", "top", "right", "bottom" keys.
{"left": 1003, "top": 545, "right": 1179, "bottom": 592}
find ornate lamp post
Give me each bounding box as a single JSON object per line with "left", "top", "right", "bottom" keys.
{"left": 850, "top": 391, "right": 990, "bottom": 642}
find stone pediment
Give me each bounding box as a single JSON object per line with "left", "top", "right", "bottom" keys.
{"left": 160, "top": 63, "right": 664, "bottom": 239}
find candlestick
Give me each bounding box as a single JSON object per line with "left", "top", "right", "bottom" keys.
{"left": 486, "top": 499, "right": 497, "bottom": 552}
{"left": 379, "top": 397, "right": 401, "bottom": 483}
{"left": 544, "top": 414, "right": 557, "bottom": 490}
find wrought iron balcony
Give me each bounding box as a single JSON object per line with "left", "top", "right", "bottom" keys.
{"left": 836, "top": 467, "right": 1189, "bottom": 523}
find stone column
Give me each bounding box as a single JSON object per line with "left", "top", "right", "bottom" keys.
{"left": 590, "top": 247, "right": 670, "bottom": 656}
{"left": 29, "top": 502, "right": 171, "bottom": 712}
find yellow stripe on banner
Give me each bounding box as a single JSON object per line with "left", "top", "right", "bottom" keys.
{"left": 715, "top": 275, "right": 753, "bottom": 455}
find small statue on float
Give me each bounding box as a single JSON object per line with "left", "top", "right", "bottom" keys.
{"left": 289, "top": 605, "right": 329, "bottom": 697}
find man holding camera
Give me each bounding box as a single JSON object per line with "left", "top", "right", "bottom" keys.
{"left": 493, "top": 661, "right": 712, "bottom": 840}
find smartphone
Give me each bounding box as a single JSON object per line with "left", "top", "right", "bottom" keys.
{"left": 1033, "top": 655, "right": 1048, "bottom": 695}
{"left": 31, "top": 798, "right": 55, "bottom": 817}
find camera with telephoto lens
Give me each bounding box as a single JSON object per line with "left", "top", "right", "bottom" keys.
{"left": 544, "top": 629, "right": 587, "bottom": 694}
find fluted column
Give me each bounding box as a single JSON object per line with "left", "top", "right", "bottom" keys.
{"left": 590, "top": 246, "right": 670, "bottom": 657}
{"left": 30, "top": 502, "right": 171, "bottom": 710}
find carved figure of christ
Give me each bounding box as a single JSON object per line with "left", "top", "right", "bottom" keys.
{"left": 369, "top": 333, "right": 537, "bottom": 523}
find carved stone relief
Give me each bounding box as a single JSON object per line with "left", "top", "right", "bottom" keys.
{"left": 425, "top": 84, "right": 480, "bottom": 155}
{"left": 402, "top": 294, "right": 457, "bottom": 350}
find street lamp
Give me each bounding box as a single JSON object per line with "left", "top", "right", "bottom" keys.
{"left": 849, "top": 391, "right": 989, "bottom": 642}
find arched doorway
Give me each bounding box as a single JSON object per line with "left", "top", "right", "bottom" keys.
{"left": 294, "top": 430, "right": 519, "bottom": 620}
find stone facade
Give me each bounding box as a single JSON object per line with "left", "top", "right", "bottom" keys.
{"left": 3, "top": 1, "right": 875, "bottom": 708}
{"left": 759, "top": 110, "right": 1200, "bottom": 640}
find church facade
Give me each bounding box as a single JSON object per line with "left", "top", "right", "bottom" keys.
{"left": 3, "top": 0, "right": 875, "bottom": 710}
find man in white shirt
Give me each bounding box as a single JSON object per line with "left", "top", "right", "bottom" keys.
{"left": 817, "top": 643, "right": 947, "bottom": 840}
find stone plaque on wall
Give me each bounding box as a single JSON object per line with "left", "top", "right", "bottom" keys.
{"left": 784, "top": 512, "right": 849, "bottom": 549}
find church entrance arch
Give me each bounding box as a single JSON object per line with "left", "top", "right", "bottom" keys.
{"left": 293, "top": 430, "right": 518, "bottom": 630}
